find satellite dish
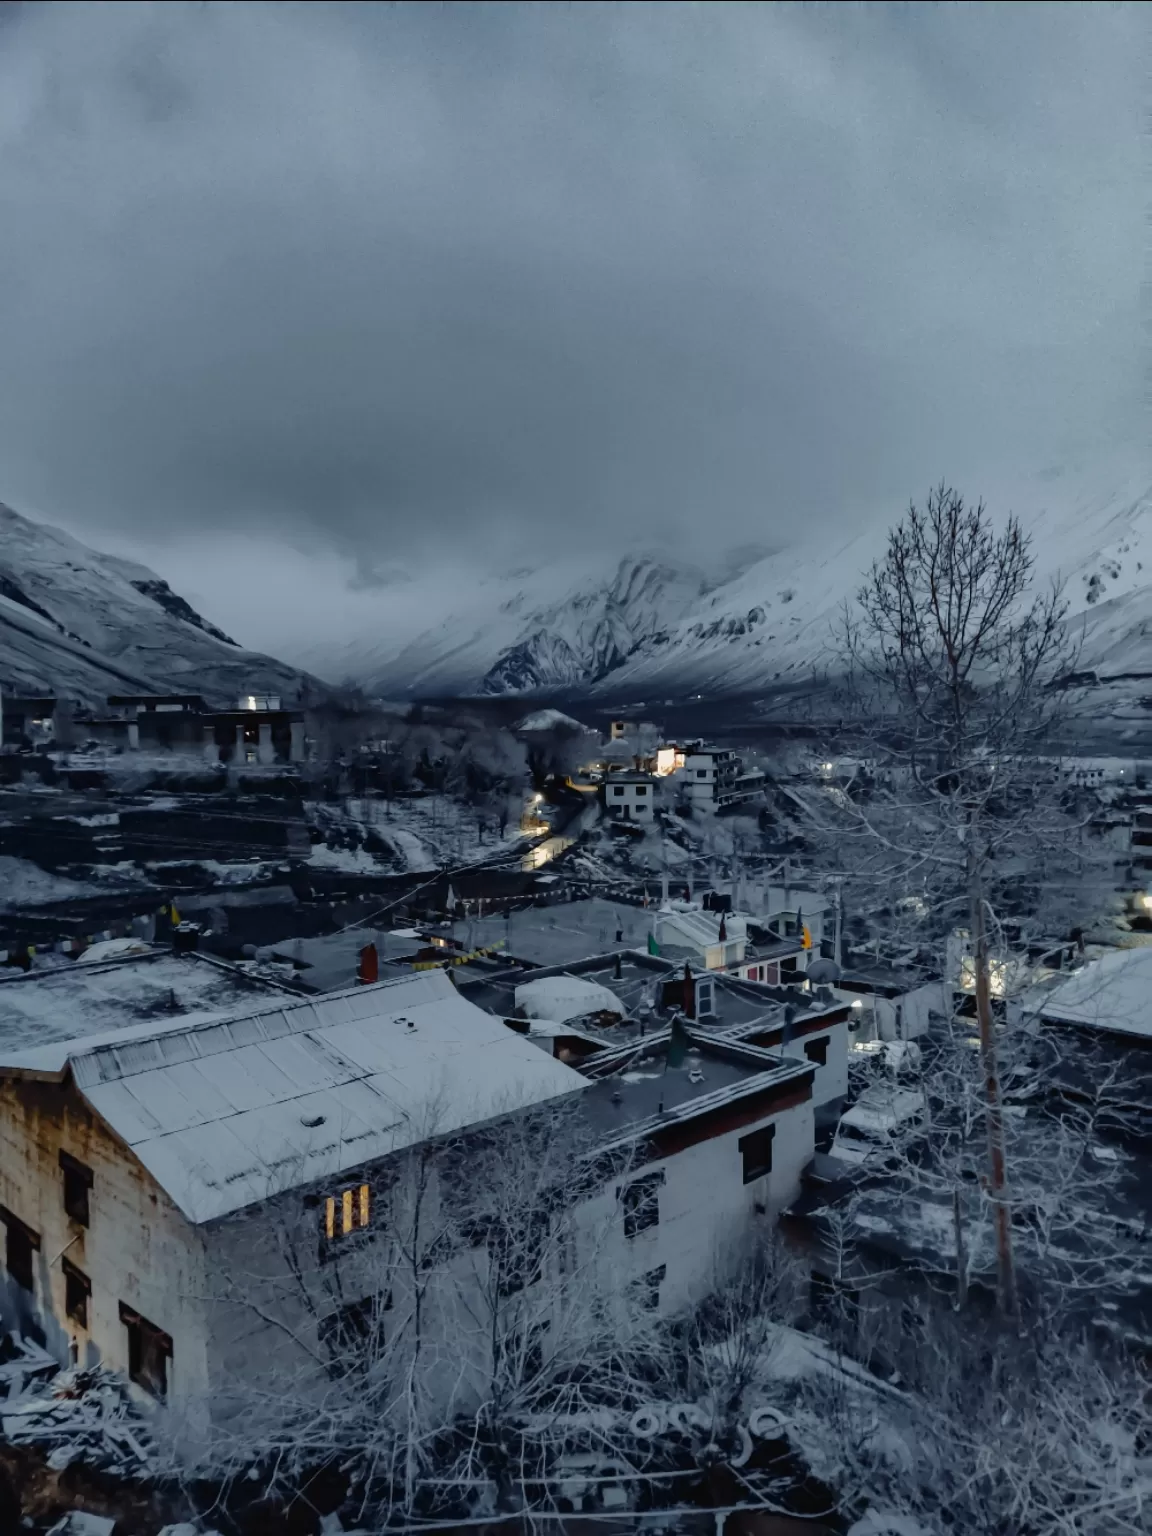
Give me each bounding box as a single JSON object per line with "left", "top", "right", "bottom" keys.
{"left": 805, "top": 957, "right": 841, "bottom": 984}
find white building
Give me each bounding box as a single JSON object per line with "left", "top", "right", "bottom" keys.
{"left": 654, "top": 902, "right": 749, "bottom": 969}
{"left": 682, "top": 746, "right": 764, "bottom": 810}
{"left": 0, "top": 960, "right": 825, "bottom": 1426}
{"left": 604, "top": 771, "right": 658, "bottom": 823}
{"left": 0, "top": 969, "right": 585, "bottom": 1418}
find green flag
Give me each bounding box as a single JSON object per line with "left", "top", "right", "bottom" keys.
{"left": 667, "top": 1013, "right": 690, "bottom": 1070}
{"left": 647, "top": 932, "right": 661, "bottom": 956}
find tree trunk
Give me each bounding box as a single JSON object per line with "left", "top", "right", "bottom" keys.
{"left": 969, "top": 865, "right": 1018, "bottom": 1316}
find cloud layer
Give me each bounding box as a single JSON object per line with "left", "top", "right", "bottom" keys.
{"left": 0, "top": 2, "right": 1143, "bottom": 655}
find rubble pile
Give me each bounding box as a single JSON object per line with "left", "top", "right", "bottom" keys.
{"left": 1, "top": 1354, "right": 153, "bottom": 1478}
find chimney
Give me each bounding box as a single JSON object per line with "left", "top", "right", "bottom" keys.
{"left": 358, "top": 943, "right": 379, "bottom": 986}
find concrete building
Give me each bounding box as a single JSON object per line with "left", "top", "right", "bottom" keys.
{"left": 0, "top": 695, "right": 58, "bottom": 751}
{"left": 0, "top": 956, "right": 825, "bottom": 1427}
{"left": 603, "top": 771, "right": 658, "bottom": 824}
{"left": 682, "top": 746, "right": 764, "bottom": 810}
{"left": 80, "top": 693, "right": 306, "bottom": 765}
{"left": 655, "top": 902, "right": 749, "bottom": 970}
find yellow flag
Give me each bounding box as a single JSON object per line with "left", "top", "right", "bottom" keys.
{"left": 801, "top": 924, "right": 812, "bottom": 950}
{"left": 170, "top": 904, "right": 181, "bottom": 926}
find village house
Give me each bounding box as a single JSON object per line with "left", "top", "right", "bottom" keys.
{"left": 0, "top": 954, "right": 826, "bottom": 1429}
{"left": 603, "top": 770, "right": 658, "bottom": 824}
{"left": 682, "top": 745, "right": 765, "bottom": 810}
{"left": 78, "top": 693, "right": 307, "bottom": 764}
{"left": 0, "top": 694, "right": 58, "bottom": 751}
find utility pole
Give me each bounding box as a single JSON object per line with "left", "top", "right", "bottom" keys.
{"left": 969, "top": 853, "right": 1017, "bottom": 1317}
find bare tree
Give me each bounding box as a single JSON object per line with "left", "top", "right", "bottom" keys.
{"left": 168, "top": 1097, "right": 662, "bottom": 1528}
{"left": 802, "top": 1307, "right": 1149, "bottom": 1536}
{"left": 816, "top": 485, "right": 1096, "bottom": 1315}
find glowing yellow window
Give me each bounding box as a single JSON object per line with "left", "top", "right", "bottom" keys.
{"left": 324, "top": 1183, "right": 371, "bottom": 1240}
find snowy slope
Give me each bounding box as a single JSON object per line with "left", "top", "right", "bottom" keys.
{"left": 356, "top": 554, "right": 720, "bottom": 697}
{"left": 598, "top": 460, "right": 1152, "bottom": 700}
{"left": 0, "top": 502, "right": 318, "bottom": 705}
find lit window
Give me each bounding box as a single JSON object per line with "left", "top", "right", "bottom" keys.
{"left": 324, "top": 1183, "right": 371, "bottom": 1240}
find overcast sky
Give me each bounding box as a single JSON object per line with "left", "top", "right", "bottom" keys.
{"left": 0, "top": 1, "right": 1144, "bottom": 661}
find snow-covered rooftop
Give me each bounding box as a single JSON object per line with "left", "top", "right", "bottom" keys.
{"left": 0, "top": 950, "right": 289, "bottom": 1057}
{"left": 656, "top": 904, "right": 748, "bottom": 952}
{"left": 515, "top": 975, "right": 625, "bottom": 1023}
{"left": 1035, "top": 945, "right": 1152, "bottom": 1040}
{"left": 0, "top": 968, "right": 587, "bottom": 1223}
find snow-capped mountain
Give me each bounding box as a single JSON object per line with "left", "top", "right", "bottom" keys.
{"left": 337, "top": 455, "right": 1151, "bottom": 713}
{"left": 0, "top": 502, "right": 317, "bottom": 705}
{"left": 600, "top": 461, "right": 1152, "bottom": 703}
{"left": 355, "top": 554, "right": 723, "bottom": 698}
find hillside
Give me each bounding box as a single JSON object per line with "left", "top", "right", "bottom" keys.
{"left": 0, "top": 502, "right": 318, "bottom": 705}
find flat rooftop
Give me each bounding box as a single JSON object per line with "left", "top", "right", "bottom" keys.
{"left": 0, "top": 949, "right": 291, "bottom": 1054}
{"left": 427, "top": 898, "right": 660, "bottom": 969}
{"left": 269, "top": 927, "right": 428, "bottom": 993}
{"left": 461, "top": 953, "right": 838, "bottom": 1050}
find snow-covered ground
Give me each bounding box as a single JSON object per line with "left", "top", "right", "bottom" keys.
{"left": 0, "top": 855, "right": 149, "bottom": 910}
{"left": 312, "top": 793, "right": 532, "bottom": 875}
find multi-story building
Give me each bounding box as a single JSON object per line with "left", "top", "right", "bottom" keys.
{"left": 682, "top": 745, "right": 764, "bottom": 810}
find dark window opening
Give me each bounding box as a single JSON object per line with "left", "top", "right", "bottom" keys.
{"left": 739, "top": 1124, "right": 775, "bottom": 1184}
{"left": 62, "top": 1258, "right": 91, "bottom": 1328}
{"left": 319, "top": 1291, "right": 392, "bottom": 1368}
{"left": 632, "top": 1263, "right": 666, "bottom": 1311}
{"left": 60, "top": 1151, "right": 94, "bottom": 1227}
{"left": 804, "top": 1037, "right": 830, "bottom": 1068}
{"left": 120, "top": 1303, "right": 172, "bottom": 1399}
{"left": 635, "top": 785, "right": 647, "bottom": 796}
{"left": 1, "top": 1208, "right": 39, "bottom": 1292}
{"left": 780, "top": 956, "right": 798, "bottom": 976}
{"left": 696, "top": 769, "right": 707, "bottom": 779}
{"left": 612, "top": 785, "right": 625, "bottom": 796}
{"left": 491, "top": 1209, "right": 549, "bottom": 1297}
{"left": 619, "top": 1169, "right": 664, "bottom": 1238}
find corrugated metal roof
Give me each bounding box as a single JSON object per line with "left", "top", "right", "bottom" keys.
{"left": 7, "top": 970, "right": 586, "bottom": 1224}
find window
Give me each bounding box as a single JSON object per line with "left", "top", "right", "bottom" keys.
{"left": 613, "top": 785, "right": 625, "bottom": 796}
{"left": 635, "top": 785, "right": 647, "bottom": 796}
{"left": 62, "top": 1258, "right": 91, "bottom": 1328}
{"left": 1, "top": 1207, "right": 39, "bottom": 1292}
{"left": 319, "top": 1292, "right": 392, "bottom": 1366}
{"left": 619, "top": 1170, "right": 664, "bottom": 1238}
{"left": 60, "top": 1151, "right": 93, "bottom": 1227}
{"left": 119, "top": 1304, "right": 172, "bottom": 1398}
{"left": 632, "top": 1263, "right": 666, "bottom": 1312}
{"left": 696, "top": 769, "right": 707, "bottom": 779}
{"left": 323, "top": 1183, "right": 371, "bottom": 1242}
{"left": 804, "top": 1036, "right": 829, "bottom": 1068}
{"left": 490, "top": 1209, "right": 549, "bottom": 1297}
{"left": 739, "top": 1124, "right": 775, "bottom": 1184}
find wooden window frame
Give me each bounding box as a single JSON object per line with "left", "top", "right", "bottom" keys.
{"left": 1, "top": 1206, "right": 39, "bottom": 1292}
{"left": 739, "top": 1123, "right": 776, "bottom": 1185}
{"left": 59, "top": 1150, "right": 94, "bottom": 1228}
{"left": 618, "top": 1169, "right": 664, "bottom": 1239}
{"left": 62, "top": 1257, "right": 91, "bottom": 1328}
{"left": 119, "top": 1302, "right": 172, "bottom": 1399}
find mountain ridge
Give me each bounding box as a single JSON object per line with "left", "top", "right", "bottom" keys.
{"left": 0, "top": 501, "right": 320, "bottom": 706}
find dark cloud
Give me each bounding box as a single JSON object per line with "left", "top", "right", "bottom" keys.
{"left": 0, "top": 2, "right": 1142, "bottom": 654}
